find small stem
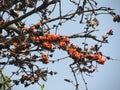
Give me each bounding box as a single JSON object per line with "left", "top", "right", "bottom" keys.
{"left": 80, "top": 72, "right": 88, "bottom": 90}
{"left": 70, "top": 63, "right": 79, "bottom": 90}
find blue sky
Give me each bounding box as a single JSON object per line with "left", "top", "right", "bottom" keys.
{"left": 3, "top": 0, "right": 120, "bottom": 90}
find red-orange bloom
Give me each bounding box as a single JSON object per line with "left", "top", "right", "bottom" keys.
{"left": 97, "top": 58, "right": 106, "bottom": 64}
{"left": 91, "top": 53, "right": 100, "bottom": 60}
{"left": 66, "top": 46, "right": 83, "bottom": 59}
{"left": 30, "top": 26, "right": 35, "bottom": 32}
{"left": 74, "top": 51, "right": 81, "bottom": 59}
{"left": 67, "top": 48, "right": 73, "bottom": 56}
{"left": 39, "top": 36, "right": 46, "bottom": 41}
{"left": 23, "top": 26, "right": 29, "bottom": 31}
{"left": 0, "top": 20, "right": 5, "bottom": 25}
{"left": 54, "top": 34, "right": 60, "bottom": 40}
{"left": 29, "top": 76, "right": 35, "bottom": 81}
{"left": 61, "top": 36, "right": 70, "bottom": 43}
{"left": 36, "top": 37, "right": 39, "bottom": 41}
{"left": 13, "top": 42, "right": 17, "bottom": 47}
{"left": 86, "top": 52, "right": 92, "bottom": 59}
{"left": 31, "top": 36, "right": 36, "bottom": 41}
{"left": 43, "top": 42, "right": 52, "bottom": 49}
{"left": 59, "top": 41, "right": 67, "bottom": 48}
{"left": 41, "top": 53, "right": 50, "bottom": 64}
{"left": 97, "top": 53, "right": 102, "bottom": 59}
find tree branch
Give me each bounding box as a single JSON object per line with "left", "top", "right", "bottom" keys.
{"left": 0, "top": 1, "right": 57, "bottom": 30}
{"left": 68, "top": 33, "right": 107, "bottom": 43}
{"left": 42, "top": 7, "right": 114, "bottom": 24}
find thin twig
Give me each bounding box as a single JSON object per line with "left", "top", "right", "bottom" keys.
{"left": 80, "top": 72, "right": 88, "bottom": 90}
{"left": 70, "top": 63, "right": 79, "bottom": 90}
{"left": 68, "top": 33, "right": 107, "bottom": 43}
{"left": 51, "top": 56, "right": 69, "bottom": 63}
{"left": 0, "top": 1, "right": 57, "bottom": 30}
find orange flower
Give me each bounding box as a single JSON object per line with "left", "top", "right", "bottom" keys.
{"left": 38, "top": 36, "right": 42, "bottom": 41}
{"left": 61, "top": 36, "right": 66, "bottom": 40}
{"left": 0, "top": 20, "right": 5, "bottom": 25}
{"left": 86, "top": 52, "right": 92, "bottom": 59}
{"left": 97, "top": 53, "right": 102, "bottom": 59}
{"left": 36, "top": 37, "right": 39, "bottom": 41}
{"left": 65, "top": 37, "right": 70, "bottom": 43}
{"left": 23, "top": 26, "right": 28, "bottom": 31}
{"left": 13, "top": 42, "right": 17, "bottom": 47}
{"left": 66, "top": 47, "right": 73, "bottom": 56}
{"left": 61, "top": 36, "right": 70, "bottom": 43}
{"left": 46, "top": 34, "right": 60, "bottom": 42}
{"left": 41, "top": 53, "right": 50, "bottom": 64}
{"left": 30, "top": 26, "right": 35, "bottom": 32}
{"left": 43, "top": 42, "right": 52, "bottom": 49}
{"left": 47, "top": 34, "right": 52, "bottom": 41}
{"left": 97, "top": 58, "right": 106, "bottom": 64}
{"left": 29, "top": 76, "right": 35, "bottom": 81}
{"left": 31, "top": 36, "right": 36, "bottom": 41}
{"left": 91, "top": 53, "right": 99, "bottom": 60}
{"left": 67, "top": 49, "right": 73, "bottom": 56}
{"left": 54, "top": 34, "right": 60, "bottom": 39}
{"left": 59, "top": 41, "right": 66, "bottom": 48}
{"left": 39, "top": 36, "right": 44, "bottom": 41}
{"left": 66, "top": 46, "right": 83, "bottom": 59}
{"left": 74, "top": 52, "right": 81, "bottom": 59}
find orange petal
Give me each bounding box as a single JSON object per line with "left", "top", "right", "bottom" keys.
{"left": 30, "top": 76, "right": 35, "bottom": 81}
{"left": 13, "top": 42, "right": 17, "bottom": 47}
{"left": 30, "top": 26, "right": 35, "bottom": 32}
{"left": 23, "top": 26, "right": 28, "bottom": 31}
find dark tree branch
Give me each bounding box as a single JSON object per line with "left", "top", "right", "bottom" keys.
{"left": 0, "top": 1, "right": 57, "bottom": 30}
{"left": 68, "top": 33, "right": 107, "bottom": 43}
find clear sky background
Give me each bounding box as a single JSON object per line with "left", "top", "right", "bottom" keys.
{"left": 3, "top": 0, "right": 120, "bottom": 90}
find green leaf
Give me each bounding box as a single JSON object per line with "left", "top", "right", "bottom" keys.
{"left": 40, "top": 84, "right": 45, "bottom": 90}
{"left": 0, "top": 67, "right": 4, "bottom": 72}
{"left": 2, "top": 75, "right": 11, "bottom": 87}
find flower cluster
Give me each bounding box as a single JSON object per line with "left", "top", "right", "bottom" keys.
{"left": 31, "top": 33, "right": 70, "bottom": 50}
{"left": 66, "top": 45, "right": 83, "bottom": 60}
{"left": 91, "top": 53, "right": 106, "bottom": 64}
{"left": 31, "top": 33, "right": 60, "bottom": 42}
{"left": 66, "top": 44, "right": 106, "bottom": 64}
{"left": 43, "top": 41, "right": 52, "bottom": 50}
{"left": 59, "top": 36, "right": 70, "bottom": 49}
{"left": 30, "top": 33, "right": 106, "bottom": 66}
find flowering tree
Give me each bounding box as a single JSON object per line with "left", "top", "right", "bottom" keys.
{"left": 0, "top": 0, "right": 120, "bottom": 90}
